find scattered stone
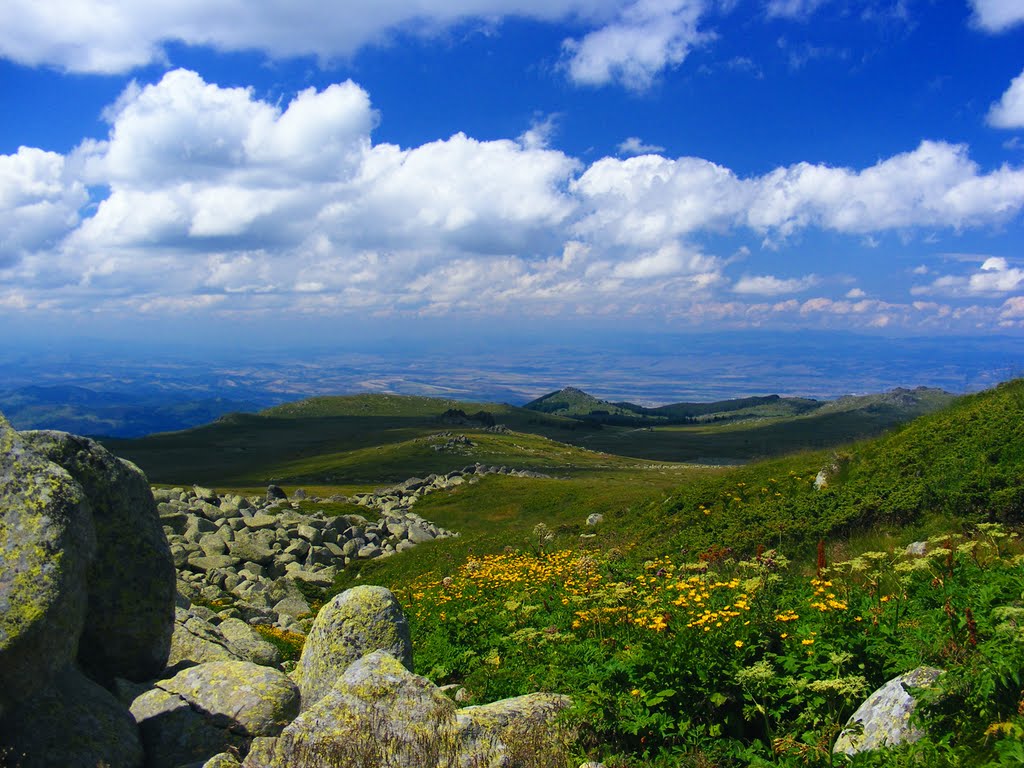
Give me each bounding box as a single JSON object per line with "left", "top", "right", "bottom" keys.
{"left": 169, "top": 607, "right": 248, "bottom": 667}
{"left": 266, "top": 485, "right": 287, "bottom": 503}
{"left": 218, "top": 618, "right": 282, "bottom": 667}
{"left": 834, "top": 666, "right": 943, "bottom": 756}
{"left": 905, "top": 541, "right": 928, "bottom": 556}
{"left": 586, "top": 513, "right": 604, "bottom": 526}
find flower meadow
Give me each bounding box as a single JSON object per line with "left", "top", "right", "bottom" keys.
{"left": 398, "top": 524, "right": 1024, "bottom": 766}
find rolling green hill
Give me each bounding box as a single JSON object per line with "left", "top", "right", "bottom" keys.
{"left": 105, "top": 384, "right": 954, "bottom": 485}
{"left": 103, "top": 393, "right": 606, "bottom": 486}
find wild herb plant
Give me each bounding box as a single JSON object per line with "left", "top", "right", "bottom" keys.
{"left": 398, "top": 524, "right": 1024, "bottom": 766}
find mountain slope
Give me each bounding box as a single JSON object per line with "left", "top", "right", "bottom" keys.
{"left": 655, "top": 378, "right": 1024, "bottom": 555}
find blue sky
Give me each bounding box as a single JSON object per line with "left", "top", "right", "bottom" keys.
{"left": 2, "top": 0, "right": 1024, "bottom": 349}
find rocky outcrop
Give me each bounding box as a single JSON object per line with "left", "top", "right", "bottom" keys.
{"left": 833, "top": 666, "right": 943, "bottom": 756}
{"left": 0, "top": 410, "right": 570, "bottom": 768}
{"left": 21, "top": 430, "right": 176, "bottom": 684}
{"left": 255, "top": 651, "right": 570, "bottom": 768}
{"left": 296, "top": 586, "right": 413, "bottom": 709}
{"left": 0, "top": 418, "right": 176, "bottom": 767}
{"left": 0, "top": 414, "right": 95, "bottom": 717}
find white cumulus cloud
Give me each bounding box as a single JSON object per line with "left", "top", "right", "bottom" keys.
{"left": 562, "top": 0, "right": 708, "bottom": 90}
{"left": 0, "top": 147, "right": 87, "bottom": 268}
{"left": 5, "top": 69, "right": 1024, "bottom": 329}
{"left": 969, "top": 0, "right": 1024, "bottom": 32}
{"left": 574, "top": 140, "right": 1024, "bottom": 246}
{"left": 912, "top": 256, "right": 1024, "bottom": 297}
{"left": 989, "top": 68, "right": 1024, "bottom": 129}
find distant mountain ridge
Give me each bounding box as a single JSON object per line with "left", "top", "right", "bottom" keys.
{"left": 0, "top": 384, "right": 264, "bottom": 438}
{"left": 524, "top": 385, "right": 954, "bottom": 427}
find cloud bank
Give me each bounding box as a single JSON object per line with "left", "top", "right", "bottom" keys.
{"left": 2, "top": 69, "right": 1024, "bottom": 331}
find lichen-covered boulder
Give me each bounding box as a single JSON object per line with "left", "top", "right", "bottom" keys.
{"left": 267, "top": 651, "right": 570, "bottom": 768}
{"left": 295, "top": 585, "right": 412, "bottom": 709}
{"left": 240, "top": 736, "right": 277, "bottom": 768}
{"left": 131, "top": 686, "right": 247, "bottom": 768}
{"left": 0, "top": 664, "right": 143, "bottom": 768}
{"left": 218, "top": 618, "right": 282, "bottom": 667}
{"left": 160, "top": 661, "right": 299, "bottom": 737}
{"left": 21, "top": 430, "right": 175, "bottom": 684}
{"left": 834, "top": 666, "right": 943, "bottom": 755}
{"left": 169, "top": 606, "right": 248, "bottom": 667}
{"left": 457, "top": 692, "right": 573, "bottom": 759}
{"left": 0, "top": 414, "right": 95, "bottom": 716}
{"left": 130, "top": 661, "right": 298, "bottom": 768}
{"left": 267, "top": 651, "right": 464, "bottom": 767}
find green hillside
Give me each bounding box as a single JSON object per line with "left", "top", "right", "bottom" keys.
{"left": 104, "top": 394, "right": 604, "bottom": 486}
{"left": 525, "top": 387, "right": 650, "bottom": 419}
{"left": 108, "top": 385, "right": 958, "bottom": 486}
{"left": 333, "top": 379, "right": 1024, "bottom": 767}
{"left": 99, "top": 379, "right": 1024, "bottom": 766}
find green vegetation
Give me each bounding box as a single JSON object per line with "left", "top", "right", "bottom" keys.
{"left": 107, "top": 385, "right": 955, "bottom": 484}
{"left": 358, "top": 380, "right": 1024, "bottom": 765}
{"left": 399, "top": 526, "right": 1024, "bottom": 766}
{"left": 119, "top": 379, "right": 1024, "bottom": 765}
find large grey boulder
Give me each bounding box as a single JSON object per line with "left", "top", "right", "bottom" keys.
{"left": 834, "top": 666, "right": 943, "bottom": 755}
{"left": 264, "top": 652, "right": 571, "bottom": 768}
{"left": 457, "top": 692, "right": 573, "bottom": 761}
{"left": 22, "top": 430, "right": 176, "bottom": 684}
{"left": 131, "top": 661, "right": 298, "bottom": 768}
{"left": 131, "top": 686, "right": 247, "bottom": 768}
{"left": 0, "top": 414, "right": 95, "bottom": 716}
{"left": 295, "top": 586, "right": 412, "bottom": 709}
{"left": 0, "top": 664, "right": 143, "bottom": 768}
{"left": 159, "top": 661, "right": 299, "bottom": 737}
{"left": 266, "top": 651, "right": 466, "bottom": 767}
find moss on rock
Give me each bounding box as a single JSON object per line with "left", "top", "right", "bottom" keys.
{"left": 296, "top": 585, "right": 412, "bottom": 709}
{"left": 157, "top": 660, "right": 299, "bottom": 738}
{"left": 21, "top": 431, "right": 176, "bottom": 684}
{"left": 0, "top": 413, "right": 95, "bottom": 715}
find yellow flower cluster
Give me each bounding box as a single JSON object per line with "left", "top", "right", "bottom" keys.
{"left": 809, "top": 578, "right": 848, "bottom": 612}
{"left": 402, "top": 549, "right": 604, "bottom": 620}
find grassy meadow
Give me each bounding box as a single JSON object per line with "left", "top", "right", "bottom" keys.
{"left": 104, "top": 381, "right": 1024, "bottom": 765}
